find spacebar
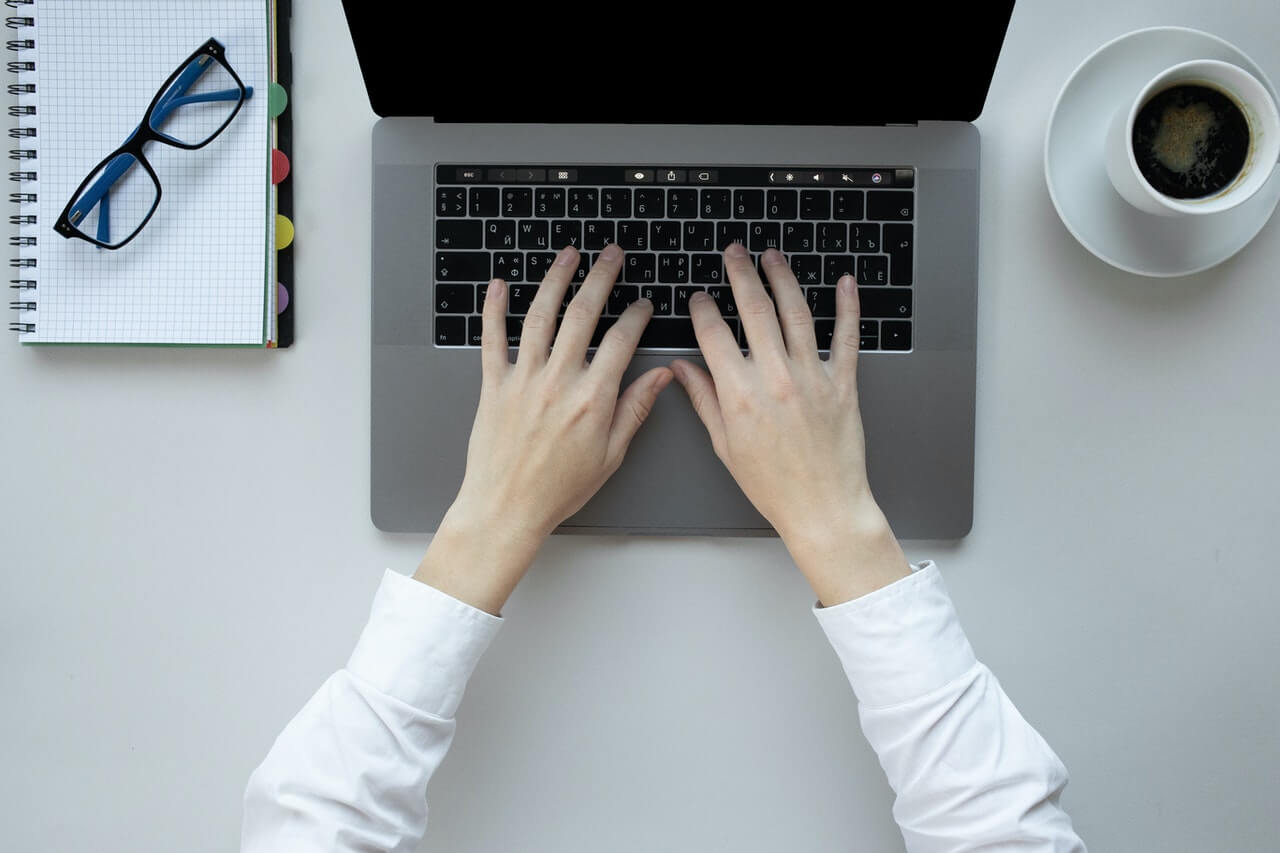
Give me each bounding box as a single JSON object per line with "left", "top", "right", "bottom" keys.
{"left": 637, "top": 318, "right": 700, "bottom": 349}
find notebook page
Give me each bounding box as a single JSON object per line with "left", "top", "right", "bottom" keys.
{"left": 29, "top": 0, "right": 269, "bottom": 344}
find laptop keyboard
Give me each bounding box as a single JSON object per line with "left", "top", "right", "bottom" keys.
{"left": 433, "top": 165, "right": 915, "bottom": 352}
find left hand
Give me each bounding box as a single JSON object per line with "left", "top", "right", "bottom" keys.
{"left": 414, "top": 244, "right": 672, "bottom": 614}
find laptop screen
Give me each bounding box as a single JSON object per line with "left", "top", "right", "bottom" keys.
{"left": 343, "top": 3, "right": 1015, "bottom": 124}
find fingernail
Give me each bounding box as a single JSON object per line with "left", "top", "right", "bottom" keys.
{"left": 601, "top": 243, "right": 621, "bottom": 261}
{"left": 838, "top": 274, "right": 854, "bottom": 295}
{"left": 763, "top": 248, "right": 785, "bottom": 266}
{"left": 489, "top": 278, "right": 504, "bottom": 296}
{"left": 635, "top": 297, "right": 652, "bottom": 310}
{"left": 554, "top": 246, "right": 578, "bottom": 266}
{"left": 689, "top": 291, "right": 710, "bottom": 305}
{"left": 725, "top": 241, "right": 746, "bottom": 258}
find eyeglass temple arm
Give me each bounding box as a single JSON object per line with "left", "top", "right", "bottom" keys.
{"left": 69, "top": 56, "right": 253, "bottom": 237}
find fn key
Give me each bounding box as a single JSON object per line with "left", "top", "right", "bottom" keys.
{"left": 435, "top": 315, "right": 466, "bottom": 346}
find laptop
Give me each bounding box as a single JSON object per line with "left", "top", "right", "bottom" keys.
{"left": 343, "top": 4, "right": 1015, "bottom": 539}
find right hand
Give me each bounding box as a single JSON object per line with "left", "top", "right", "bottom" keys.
{"left": 670, "top": 244, "right": 911, "bottom": 606}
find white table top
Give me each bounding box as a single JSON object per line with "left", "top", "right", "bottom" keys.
{"left": 5, "top": 1, "right": 1278, "bottom": 849}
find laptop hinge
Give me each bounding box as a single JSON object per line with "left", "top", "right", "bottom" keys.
{"left": 886, "top": 122, "right": 917, "bottom": 127}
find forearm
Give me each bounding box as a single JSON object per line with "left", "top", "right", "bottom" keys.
{"left": 816, "top": 563, "right": 1087, "bottom": 852}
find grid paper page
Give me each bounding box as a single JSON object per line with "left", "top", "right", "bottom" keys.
{"left": 31, "top": 0, "right": 269, "bottom": 344}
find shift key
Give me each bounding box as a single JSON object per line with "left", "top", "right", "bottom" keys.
{"left": 858, "top": 287, "right": 911, "bottom": 318}
{"left": 436, "top": 251, "right": 490, "bottom": 282}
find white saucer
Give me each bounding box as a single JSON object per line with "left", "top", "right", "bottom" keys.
{"left": 1045, "top": 26, "right": 1280, "bottom": 277}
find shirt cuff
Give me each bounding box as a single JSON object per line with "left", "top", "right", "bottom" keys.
{"left": 346, "top": 569, "right": 504, "bottom": 719}
{"left": 812, "top": 560, "right": 977, "bottom": 709}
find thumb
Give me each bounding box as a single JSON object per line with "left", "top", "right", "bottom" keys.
{"left": 606, "top": 366, "right": 674, "bottom": 464}
{"left": 669, "top": 359, "right": 728, "bottom": 459}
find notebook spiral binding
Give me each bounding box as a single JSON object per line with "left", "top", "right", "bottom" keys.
{"left": 7, "top": 0, "right": 34, "bottom": 336}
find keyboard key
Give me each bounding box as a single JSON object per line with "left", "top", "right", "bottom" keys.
{"left": 435, "top": 315, "right": 466, "bottom": 345}
{"left": 434, "top": 284, "right": 475, "bottom": 314}
{"left": 859, "top": 288, "right": 911, "bottom": 318}
{"left": 584, "top": 220, "right": 615, "bottom": 250}
{"left": 867, "top": 190, "right": 913, "bottom": 221}
{"left": 749, "top": 222, "right": 781, "bottom": 252}
{"left": 717, "top": 222, "right": 748, "bottom": 251}
{"left": 518, "top": 220, "right": 549, "bottom": 250}
{"left": 568, "top": 188, "right": 599, "bottom": 217}
{"left": 791, "top": 254, "right": 822, "bottom": 286}
{"left": 734, "top": 189, "right": 764, "bottom": 219}
{"left": 824, "top": 255, "right": 857, "bottom": 285}
{"left": 684, "top": 221, "right": 715, "bottom": 251}
{"left": 638, "top": 318, "right": 706, "bottom": 349}
{"left": 767, "top": 189, "right": 798, "bottom": 219}
{"left": 634, "top": 188, "right": 664, "bottom": 217}
{"left": 657, "top": 253, "right": 688, "bottom": 284}
{"left": 608, "top": 285, "right": 639, "bottom": 315}
{"left": 508, "top": 284, "right": 538, "bottom": 314}
{"left": 800, "top": 190, "right": 831, "bottom": 220}
{"left": 535, "top": 187, "right": 566, "bottom": 217}
{"left": 467, "top": 316, "right": 484, "bottom": 346}
{"left": 849, "top": 223, "right": 880, "bottom": 252}
{"left": 502, "top": 188, "right": 532, "bottom": 217}
{"left": 617, "top": 221, "right": 648, "bottom": 250}
{"left": 691, "top": 254, "right": 723, "bottom": 284}
{"left": 883, "top": 223, "right": 913, "bottom": 285}
{"left": 650, "top": 221, "right": 681, "bottom": 250}
{"left": 505, "top": 316, "right": 524, "bottom": 347}
{"left": 601, "top": 188, "right": 632, "bottom": 218}
{"left": 817, "top": 222, "right": 847, "bottom": 253}
{"left": 436, "top": 251, "right": 489, "bottom": 282}
{"left": 814, "top": 318, "right": 834, "bottom": 349}
{"left": 880, "top": 320, "right": 911, "bottom": 350}
{"left": 551, "top": 220, "right": 582, "bottom": 249}
{"left": 573, "top": 255, "right": 591, "bottom": 284}
{"left": 806, "top": 287, "right": 836, "bottom": 317}
{"left": 640, "top": 284, "right": 673, "bottom": 315}
{"left": 833, "top": 190, "right": 864, "bottom": 220}
{"left": 668, "top": 188, "right": 698, "bottom": 218}
{"left": 436, "top": 220, "right": 483, "bottom": 249}
{"left": 701, "top": 189, "right": 731, "bottom": 219}
{"left": 860, "top": 333, "right": 878, "bottom": 351}
{"left": 674, "top": 285, "right": 698, "bottom": 315}
{"left": 492, "top": 252, "right": 524, "bottom": 282}
{"left": 526, "top": 251, "right": 556, "bottom": 282}
{"left": 485, "top": 220, "right": 516, "bottom": 249}
{"left": 783, "top": 222, "right": 814, "bottom": 253}
{"left": 861, "top": 319, "right": 877, "bottom": 338}
{"left": 437, "top": 187, "right": 466, "bottom": 217}
{"left": 857, "top": 255, "right": 888, "bottom": 286}
{"left": 624, "top": 253, "right": 656, "bottom": 283}
{"left": 470, "top": 187, "right": 499, "bottom": 217}
{"left": 706, "top": 286, "right": 737, "bottom": 317}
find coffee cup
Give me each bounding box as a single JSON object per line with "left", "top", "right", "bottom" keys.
{"left": 1104, "top": 59, "right": 1280, "bottom": 216}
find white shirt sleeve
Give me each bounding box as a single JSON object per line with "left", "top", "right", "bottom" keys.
{"left": 813, "top": 560, "right": 1088, "bottom": 852}
{"left": 241, "top": 569, "right": 502, "bottom": 853}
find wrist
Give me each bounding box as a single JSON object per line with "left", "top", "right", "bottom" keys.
{"left": 779, "top": 501, "right": 912, "bottom": 608}
{"left": 412, "top": 499, "right": 546, "bottom": 616}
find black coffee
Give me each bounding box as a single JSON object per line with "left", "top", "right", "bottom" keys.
{"left": 1131, "top": 84, "right": 1250, "bottom": 199}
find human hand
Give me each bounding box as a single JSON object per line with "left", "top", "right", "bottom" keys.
{"left": 414, "top": 244, "right": 673, "bottom": 614}
{"left": 670, "top": 244, "right": 910, "bottom": 606}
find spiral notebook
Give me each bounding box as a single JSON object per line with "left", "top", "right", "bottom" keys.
{"left": 7, "top": 0, "right": 294, "bottom": 346}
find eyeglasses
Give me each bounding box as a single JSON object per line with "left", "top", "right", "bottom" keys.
{"left": 54, "top": 37, "right": 253, "bottom": 250}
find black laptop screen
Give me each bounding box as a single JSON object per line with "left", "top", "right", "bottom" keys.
{"left": 343, "top": 3, "right": 1015, "bottom": 124}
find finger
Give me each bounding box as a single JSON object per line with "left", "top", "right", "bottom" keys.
{"left": 688, "top": 290, "right": 744, "bottom": 378}
{"left": 590, "top": 296, "right": 653, "bottom": 388}
{"left": 723, "top": 242, "right": 786, "bottom": 363}
{"left": 760, "top": 248, "right": 818, "bottom": 362}
{"left": 669, "top": 359, "right": 728, "bottom": 459}
{"left": 550, "top": 243, "right": 623, "bottom": 368}
{"left": 830, "top": 274, "right": 861, "bottom": 387}
{"left": 480, "top": 277, "right": 510, "bottom": 380}
{"left": 516, "top": 245, "right": 579, "bottom": 368}
{"left": 606, "top": 365, "right": 674, "bottom": 464}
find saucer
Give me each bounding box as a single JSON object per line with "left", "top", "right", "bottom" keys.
{"left": 1045, "top": 26, "right": 1280, "bottom": 277}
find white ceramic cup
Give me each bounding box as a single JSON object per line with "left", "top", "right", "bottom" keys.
{"left": 1104, "top": 59, "right": 1280, "bottom": 216}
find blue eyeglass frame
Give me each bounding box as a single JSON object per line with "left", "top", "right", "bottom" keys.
{"left": 53, "top": 37, "right": 254, "bottom": 250}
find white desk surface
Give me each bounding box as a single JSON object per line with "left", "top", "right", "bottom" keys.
{"left": 5, "top": 1, "right": 1278, "bottom": 850}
